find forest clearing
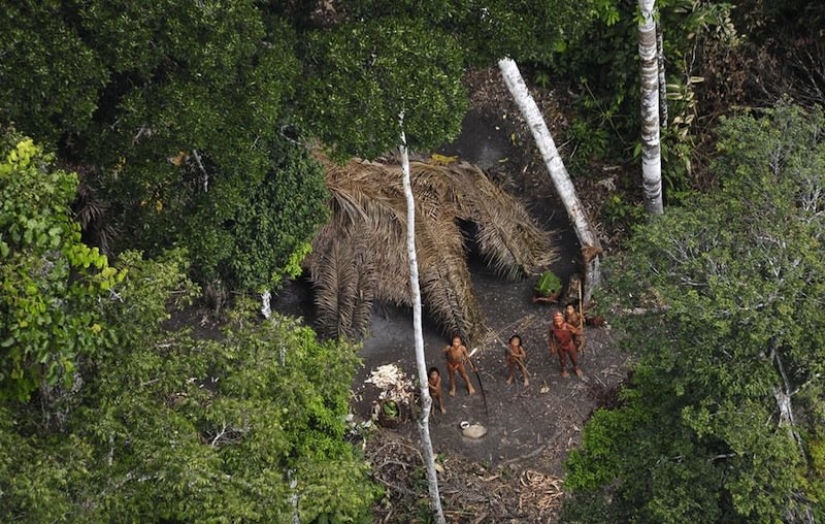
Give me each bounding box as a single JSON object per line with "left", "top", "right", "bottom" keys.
{"left": 2, "top": 2, "right": 824, "bottom": 523}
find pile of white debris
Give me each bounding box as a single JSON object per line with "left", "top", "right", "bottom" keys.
{"left": 365, "top": 363, "right": 415, "bottom": 405}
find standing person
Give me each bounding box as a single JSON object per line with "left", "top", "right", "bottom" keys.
{"left": 428, "top": 367, "right": 446, "bottom": 415}
{"left": 505, "top": 335, "right": 529, "bottom": 386}
{"left": 564, "top": 303, "right": 584, "bottom": 353}
{"left": 548, "top": 311, "right": 584, "bottom": 378}
{"left": 443, "top": 335, "right": 477, "bottom": 396}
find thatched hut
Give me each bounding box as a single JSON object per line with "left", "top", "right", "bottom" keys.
{"left": 306, "top": 155, "right": 558, "bottom": 343}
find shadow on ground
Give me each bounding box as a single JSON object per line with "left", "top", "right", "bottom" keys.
{"left": 347, "top": 105, "right": 628, "bottom": 477}
{"left": 272, "top": 93, "right": 630, "bottom": 523}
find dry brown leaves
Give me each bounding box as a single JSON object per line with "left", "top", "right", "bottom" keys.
{"left": 365, "top": 427, "right": 566, "bottom": 524}
{"left": 517, "top": 469, "right": 565, "bottom": 515}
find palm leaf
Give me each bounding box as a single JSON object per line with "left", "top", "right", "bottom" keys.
{"left": 440, "top": 161, "right": 555, "bottom": 279}
{"left": 309, "top": 153, "right": 558, "bottom": 343}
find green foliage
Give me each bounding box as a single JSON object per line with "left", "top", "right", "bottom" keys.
{"left": 209, "top": 139, "right": 329, "bottom": 291}
{"left": 0, "top": 2, "right": 108, "bottom": 142}
{"left": 294, "top": 1, "right": 613, "bottom": 158}
{"left": 0, "top": 134, "right": 125, "bottom": 400}
{"left": 563, "top": 105, "right": 825, "bottom": 522}
{"left": 0, "top": 1, "right": 321, "bottom": 292}
{"left": 0, "top": 0, "right": 630, "bottom": 294}
{"left": 0, "top": 138, "right": 371, "bottom": 517}
{"left": 298, "top": 17, "right": 467, "bottom": 160}
{"left": 1, "top": 1, "right": 298, "bottom": 165}
{"left": 565, "top": 118, "right": 612, "bottom": 176}
{"left": 535, "top": 271, "right": 563, "bottom": 297}
{"left": 123, "top": 136, "right": 331, "bottom": 291}
{"left": 547, "top": 1, "right": 638, "bottom": 142}
{"left": 600, "top": 193, "right": 644, "bottom": 231}
{"left": 547, "top": 0, "right": 736, "bottom": 187}
{"left": 344, "top": 0, "right": 613, "bottom": 66}
{"left": 448, "top": 0, "right": 615, "bottom": 66}
{"left": 0, "top": 252, "right": 377, "bottom": 523}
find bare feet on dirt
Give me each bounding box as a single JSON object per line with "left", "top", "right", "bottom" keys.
{"left": 561, "top": 369, "right": 570, "bottom": 378}
{"left": 575, "top": 367, "right": 584, "bottom": 378}
{"left": 342, "top": 67, "right": 630, "bottom": 524}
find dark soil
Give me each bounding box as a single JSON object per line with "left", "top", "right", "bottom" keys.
{"left": 350, "top": 265, "right": 630, "bottom": 523}
{"left": 339, "top": 68, "right": 632, "bottom": 523}
{"left": 268, "top": 67, "right": 631, "bottom": 523}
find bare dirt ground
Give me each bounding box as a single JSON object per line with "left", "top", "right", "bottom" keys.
{"left": 335, "top": 69, "right": 633, "bottom": 523}
{"left": 352, "top": 271, "right": 629, "bottom": 523}
{"left": 269, "top": 67, "right": 631, "bottom": 523}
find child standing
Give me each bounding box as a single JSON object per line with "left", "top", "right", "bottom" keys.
{"left": 505, "top": 335, "right": 529, "bottom": 386}
{"left": 443, "top": 335, "right": 477, "bottom": 396}
{"left": 427, "top": 367, "right": 446, "bottom": 414}
{"left": 564, "top": 304, "right": 584, "bottom": 353}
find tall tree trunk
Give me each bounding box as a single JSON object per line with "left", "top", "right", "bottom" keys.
{"left": 770, "top": 344, "right": 815, "bottom": 522}
{"left": 657, "top": 23, "right": 668, "bottom": 129}
{"left": 399, "top": 116, "right": 446, "bottom": 524}
{"left": 639, "top": 0, "right": 664, "bottom": 215}
{"left": 497, "top": 58, "right": 602, "bottom": 303}
{"left": 260, "top": 290, "right": 271, "bottom": 319}
{"left": 288, "top": 469, "right": 299, "bottom": 524}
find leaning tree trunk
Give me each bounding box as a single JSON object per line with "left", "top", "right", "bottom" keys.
{"left": 399, "top": 115, "right": 446, "bottom": 524}
{"left": 498, "top": 58, "right": 602, "bottom": 303}
{"left": 639, "top": 0, "right": 664, "bottom": 215}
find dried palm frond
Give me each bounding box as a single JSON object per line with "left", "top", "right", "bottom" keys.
{"left": 73, "top": 172, "right": 118, "bottom": 255}
{"left": 307, "top": 153, "right": 558, "bottom": 343}
{"left": 443, "top": 161, "right": 553, "bottom": 280}
{"left": 310, "top": 202, "right": 377, "bottom": 339}
{"left": 414, "top": 195, "right": 482, "bottom": 343}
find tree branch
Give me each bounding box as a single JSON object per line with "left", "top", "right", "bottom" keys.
{"left": 770, "top": 343, "right": 805, "bottom": 456}
{"left": 192, "top": 149, "right": 209, "bottom": 192}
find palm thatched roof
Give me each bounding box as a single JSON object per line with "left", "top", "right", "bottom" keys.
{"left": 306, "top": 154, "right": 558, "bottom": 344}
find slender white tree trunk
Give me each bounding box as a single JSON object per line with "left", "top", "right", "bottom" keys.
{"left": 639, "top": 0, "right": 664, "bottom": 214}
{"left": 260, "top": 290, "right": 271, "bottom": 319}
{"left": 656, "top": 23, "right": 668, "bottom": 129}
{"left": 498, "top": 58, "right": 602, "bottom": 302}
{"left": 399, "top": 115, "right": 446, "bottom": 524}
{"left": 288, "top": 469, "right": 300, "bottom": 524}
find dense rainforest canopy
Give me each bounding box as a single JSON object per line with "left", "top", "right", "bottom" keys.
{"left": 563, "top": 104, "right": 825, "bottom": 523}
{"left": 1, "top": 0, "right": 824, "bottom": 521}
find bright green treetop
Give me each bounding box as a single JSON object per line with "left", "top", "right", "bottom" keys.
{"left": 0, "top": 248, "right": 376, "bottom": 522}
{"left": 0, "top": 134, "right": 124, "bottom": 401}
{"left": 0, "top": 131, "right": 376, "bottom": 521}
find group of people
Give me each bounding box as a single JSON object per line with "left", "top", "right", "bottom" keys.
{"left": 427, "top": 304, "right": 585, "bottom": 415}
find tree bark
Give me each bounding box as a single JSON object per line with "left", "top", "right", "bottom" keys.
{"left": 656, "top": 23, "right": 668, "bottom": 129}
{"left": 288, "top": 469, "right": 299, "bottom": 524}
{"left": 497, "top": 58, "right": 602, "bottom": 302}
{"left": 639, "top": 0, "right": 664, "bottom": 214}
{"left": 260, "top": 290, "right": 271, "bottom": 319}
{"left": 399, "top": 116, "right": 446, "bottom": 524}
